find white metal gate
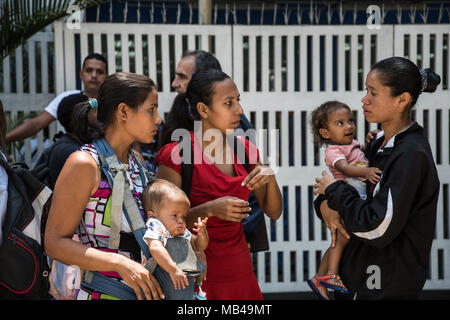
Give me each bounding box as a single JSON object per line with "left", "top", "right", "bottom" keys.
{"left": 4, "top": 21, "right": 450, "bottom": 293}
{"left": 231, "top": 24, "right": 450, "bottom": 292}
{"left": 0, "top": 25, "right": 58, "bottom": 164}
{"left": 53, "top": 22, "right": 233, "bottom": 116}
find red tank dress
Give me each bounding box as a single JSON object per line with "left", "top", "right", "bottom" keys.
{"left": 156, "top": 132, "right": 263, "bottom": 300}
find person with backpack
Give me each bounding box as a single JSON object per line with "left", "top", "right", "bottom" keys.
{"left": 44, "top": 72, "right": 164, "bottom": 300}
{"left": 0, "top": 99, "right": 53, "bottom": 299}
{"left": 163, "top": 50, "right": 270, "bottom": 253}
{"left": 156, "top": 69, "right": 282, "bottom": 299}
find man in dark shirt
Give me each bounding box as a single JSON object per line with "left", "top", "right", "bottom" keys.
{"left": 35, "top": 93, "right": 89, "bottom": 189}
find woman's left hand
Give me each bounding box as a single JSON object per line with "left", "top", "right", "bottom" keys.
{"left": 241, "top": 164, "right": 275, "bottom": 191}
{"left": 313, "top": 171, "right": 337, "bottom": 196}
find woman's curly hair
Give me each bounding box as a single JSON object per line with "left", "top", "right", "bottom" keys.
{"left": 310, "top": 100, "right": 351, "bottom": 147}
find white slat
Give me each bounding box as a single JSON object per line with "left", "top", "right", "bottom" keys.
{"left": 15, "top": 47, "right": 24, "bottom": 94}
{"left": 134, "top": 33, "right": 143, "bottom": 75}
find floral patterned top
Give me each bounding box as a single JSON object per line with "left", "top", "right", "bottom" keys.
{"left": 75, "top": 143, "right": 147, "bottom": 300}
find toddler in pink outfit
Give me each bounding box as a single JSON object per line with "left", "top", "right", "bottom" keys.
{"left": 325, "top": 139, "right": 369, "bottom": 199}
{"left": 308, "top": 101, "right": 381, "bottom": 300}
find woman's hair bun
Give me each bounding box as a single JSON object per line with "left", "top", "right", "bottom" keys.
{"left": 421, "top": 68, "right": 441, "bottom": 93}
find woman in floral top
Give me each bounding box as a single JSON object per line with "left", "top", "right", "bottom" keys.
{"left": 45, "top": 72, "right": 164, "bottom": 300}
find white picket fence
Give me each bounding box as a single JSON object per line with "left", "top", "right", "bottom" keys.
{"left": 1, "top": 21, "right": 449, "bottom": 293}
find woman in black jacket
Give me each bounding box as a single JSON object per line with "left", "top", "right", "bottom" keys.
{"left": 313, "top": 57, "right": 441, "bottom": 300}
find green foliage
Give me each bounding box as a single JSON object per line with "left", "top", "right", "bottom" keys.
{"left": 0, "top": 0, "right": 109, "bottom": 61}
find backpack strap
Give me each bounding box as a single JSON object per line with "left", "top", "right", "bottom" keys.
{"left": 231, "top": 135, "right": 270, "bottom": 252}
{"left": 0, "top": 152, "right": 10, "bottom": 172}
{"left": 179, "top": 135, "right": 252, "bottom": 199}
{"left": 179, "top": 139, "right": 194, "bottom": 199}
{"left": 232, "top": 135, "right": 251, "bottom": 174}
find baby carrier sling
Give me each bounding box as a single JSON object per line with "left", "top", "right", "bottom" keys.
{"left": 80, "top": 138, "right": 154, "bottom": 300}
{"left": 144, "top": 236, "right": 206, "bottom": 278}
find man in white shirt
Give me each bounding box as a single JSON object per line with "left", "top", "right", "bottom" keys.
{"left": 5, "top": 53, "right": 107, "bottom": 143}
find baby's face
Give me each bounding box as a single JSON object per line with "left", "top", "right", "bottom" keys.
{"left": 323, "top": 108, "right": 356, "bottom": 145}
{"left": 152, "top": 196, "right": 190, "bottom": 237}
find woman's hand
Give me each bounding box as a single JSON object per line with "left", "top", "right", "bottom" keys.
{"left": 313, "top": 171, "right": 337, "bottom": 196}
{"left": 248, "top": 162, "right": 283, "bottom": 221}
{"left": 207, "top": 196, "right": 251, "bottom": 222}
{"left": 114, "top": 255, "right": 165, "bottom": 300}
{"left": 362, "top": 129, "right": 380, "bottom": 151}
{"left": 320, "top": 201, "right": 350, "bottom": 248}
{"left": 241, "top": 164, "right": 275, "bottom": 191}
{"left": 366, "top": 129, "right": 380, "bottom": 146}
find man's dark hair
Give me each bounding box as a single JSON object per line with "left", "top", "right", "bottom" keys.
{"left": 161, "top": 69, "right": 230, "bottom": 146}
{"left": 82, "top": 53, "right": 108, "bottom": 71}
{"left": 182, "top": 50, "right": 222, "bottom": 73}
{"left": 57, "top": 93, "right": 88, "bottom": 133}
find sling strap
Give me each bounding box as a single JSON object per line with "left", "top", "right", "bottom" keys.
{"left": 80, "top": 139, "right": 154, "bottom": 299}
{"left": 81, "top": 270, "right": 138, "bottom": 300}
{"left": 92, "top": 138, "right": 152, "bottom": 259}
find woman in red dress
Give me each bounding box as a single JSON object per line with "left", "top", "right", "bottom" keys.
{"left": 156, "top": 69, "right": 282, "bottom": 299}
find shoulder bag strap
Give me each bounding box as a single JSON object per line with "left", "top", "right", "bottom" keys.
{"left": 179, "top": 138, "right": 194, "bottom": 199}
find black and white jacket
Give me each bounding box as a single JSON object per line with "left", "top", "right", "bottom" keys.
{"left": 314, "top": 122, "right": 439, "bottom": 299}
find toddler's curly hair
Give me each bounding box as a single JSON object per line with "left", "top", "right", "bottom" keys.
{"left": 311, "top": 100, "right": 351, "bottom": 147}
